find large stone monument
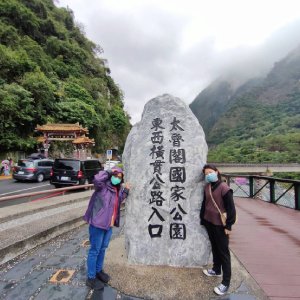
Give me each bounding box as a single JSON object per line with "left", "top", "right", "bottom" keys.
{"left": 123, "top": 94, "right": 210, "bottom": 267}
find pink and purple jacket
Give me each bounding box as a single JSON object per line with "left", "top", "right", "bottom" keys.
{"left": 83, "top": 168, "right": 129, "bottom": 230}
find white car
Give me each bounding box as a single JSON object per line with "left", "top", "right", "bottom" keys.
{"left": 104, "top": 160, "right": 121, "bottom": 170}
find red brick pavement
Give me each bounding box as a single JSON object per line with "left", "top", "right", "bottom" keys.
{"left": 230, "top": 197, "right": 300, "bottom": 299}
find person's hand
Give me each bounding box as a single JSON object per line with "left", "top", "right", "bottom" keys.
{"left": 124, "top": 182, "right": 131, "bottom": 190}
{"left": 224, "top": 229, "right": 231, "bottom": 235}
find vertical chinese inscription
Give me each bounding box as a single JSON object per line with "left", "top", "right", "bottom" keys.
{"left": 148, "top": 117, "right": 188, "bottom": 240}
{"left": 169, "top": 117, "right": 187, "bottom": 240}
{"left": 148, "top": 118, "right": 166, "bottom": 238}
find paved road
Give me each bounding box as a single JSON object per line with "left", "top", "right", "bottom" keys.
{"left": 0, "top": 178, "right": 53, "bottom": 196}
{"left": 0, "top": 178, "right": 55, "bottom": 208}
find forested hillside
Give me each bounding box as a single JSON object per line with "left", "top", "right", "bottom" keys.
{"left": 190, "top": 46, "right": 300, "bottom": 163}
{"left": 0, "top": 0, "right": 131, "bottom": 153}
{"left": 189, "top": 80, "right": 233, "bottom": 134}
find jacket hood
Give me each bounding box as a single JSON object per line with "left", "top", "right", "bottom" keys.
{"left": 112, "top": 167, "right": 123, "bottom": 174}
{"left": 111, "top": 166, "right": 124, "bottom": 184}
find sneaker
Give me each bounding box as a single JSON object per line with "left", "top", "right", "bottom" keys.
{"left": 203, "top": 269, "right": 222, "bottom": 277}
{"left": 86, "top": 278, "right": 104, "bottom": 290}
{"left": 96, "top": 270, "right": 110, "bottom": 283}
{"left": 214, "top": 284, "right": 229, "bottom": 295}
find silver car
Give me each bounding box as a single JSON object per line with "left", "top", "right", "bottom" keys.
{"left": 13, "top": 159, "right": 54, "bottom": 182}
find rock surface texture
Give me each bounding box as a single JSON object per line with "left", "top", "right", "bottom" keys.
{"left": 123, "top": 94, "right": 210, "bottom": 267}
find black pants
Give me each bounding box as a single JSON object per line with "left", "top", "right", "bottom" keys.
{"left": 204, "top": 221, "right": 231, "bottom": 286}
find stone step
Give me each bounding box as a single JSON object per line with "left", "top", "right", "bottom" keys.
{"left": 0, "top": 190, "right": 92, "bottom": 224}
{"left": 0, "top": 191, "right": 92, "bottom": 265}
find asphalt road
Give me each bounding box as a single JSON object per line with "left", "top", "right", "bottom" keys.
{"left": 0, "top": 178, "right": 56, "bottom": 208}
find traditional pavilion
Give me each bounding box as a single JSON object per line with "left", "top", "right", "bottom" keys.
{"left": 35, "top": 123, "right": 95, "bottom": 159}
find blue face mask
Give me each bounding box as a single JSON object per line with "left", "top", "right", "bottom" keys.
{"left": 111, "top": 176, "right": 121, "bottom": 185}
{"left": 205, "top": 172, "right": 218, "bottom": 183}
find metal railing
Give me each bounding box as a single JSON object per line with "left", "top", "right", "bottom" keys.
{"left": 223, "top": 174, "right": 300, "bottom": 210}
{"left": 1, "top": 176, "right": 299, "bottom": 210}
{"left": 216, "top": 163, "right": 300, "bottom": 167}
{"left": 0, "top": 184, "right": 94, "bottom": 204}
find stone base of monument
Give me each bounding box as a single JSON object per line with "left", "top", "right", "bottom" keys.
{"left": 104, "top": 235, "right": 267, "bottom": 300}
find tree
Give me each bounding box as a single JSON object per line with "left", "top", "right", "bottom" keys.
{"left": 0, "top": 0, "right": 131, "bottom": 154}
{"left": 55, "top": 99, "right": 100, "bottom": 128}
{"left": 0, "top": 83, "right": 37, "bottom": 151}
{"left": 21, "top": 69, "right": 56, "bottom": 124}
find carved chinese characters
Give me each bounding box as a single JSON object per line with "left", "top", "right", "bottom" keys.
{"left": 148, "top": 117, "right": 188, "bottom": 240}
{"left": 123, "top": 94, "right": 211, "bottom": 267}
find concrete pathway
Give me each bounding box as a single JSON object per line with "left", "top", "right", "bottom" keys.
{"left": 0, "top": 224, "right": 129, "bottom": 300}
{"left": 0, "top": 216, "right": 265, "bottom": 300}
{"left": 4, "top": 192, "right": 298, "bottom": 299}
{"left": 231, "top": 197, "right": 300, "bottom": 300}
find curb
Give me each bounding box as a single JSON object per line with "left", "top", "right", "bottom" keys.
{"left": 0, "top": 217, "right": 85, "bottom": 265}
{"left": 0, "top": 194, "right": 90, "bottom": 224}
{"left": 0, "top": 175, "right": 12, "bottom": 180}
{"left": 0, "top": 202, "right": 124, "bottom": 266}
{"left": 0, "top": 191, "right": 92, "bottom": 265}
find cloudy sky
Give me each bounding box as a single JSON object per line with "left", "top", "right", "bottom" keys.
{"left": 58, "top": 0, "right": 300, "bottom": 124}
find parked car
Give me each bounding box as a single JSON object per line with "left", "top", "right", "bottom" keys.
{"left": 13, "top": 158, "right": 54, "bottom": 182}
{"left": 50, "top": 158, "right": 103, "bottom": 188}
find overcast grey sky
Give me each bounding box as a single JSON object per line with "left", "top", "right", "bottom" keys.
{"left": 58, "top": 0, "right": 300, "bottom": 124}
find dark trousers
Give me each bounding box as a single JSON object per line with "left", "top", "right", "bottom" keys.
{"left": 204, "top": 221, "right": 231, "bottom": 286}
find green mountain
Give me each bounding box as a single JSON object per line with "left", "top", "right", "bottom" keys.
{"left": 190, "top": 47, "right": 300, "bottom": 163}
{"left": 189, "top": 80, "right": 233, "bottom": 134}
{"left": 0, "top": 0, "right": 131, "bottom": 154}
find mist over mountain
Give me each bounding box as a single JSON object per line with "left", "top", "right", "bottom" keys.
{"left": 189, "top": 80, "right": 234, "bottom": 134}
{"left": 190, "top": 44, "right": 300, "bottom": 163}
{"left": 204, "top": 18, "right": 300, "bottom": 91}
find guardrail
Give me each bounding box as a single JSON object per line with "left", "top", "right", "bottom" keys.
{"left": 1, "top": 176, "right": 299, "bottom": 210}
{"left": 214, "top": 163, "right": 300, "bottom": 173}
{"left": 215, "top": 163, "right": 300, "bottom": 167}
{"left": 0, "top": 184, "right": 94, "bottom": 203}
{"left": 223, "top": 174, "right": 300, "bottom": 210}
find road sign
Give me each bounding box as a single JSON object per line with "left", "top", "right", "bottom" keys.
{"left": 106, "top": 149, "right": 112, "bottom": 160}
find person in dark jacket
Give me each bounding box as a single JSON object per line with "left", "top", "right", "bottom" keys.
{"left": 200, "top": 164, "right": 236, "bottom": 296}
{"left": 83, "top": 167, "right": 130, "bottom": 290}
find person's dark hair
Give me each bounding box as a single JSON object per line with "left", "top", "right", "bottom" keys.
{"left": 202, "top": 163, "right": 222, "bottom": 181}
